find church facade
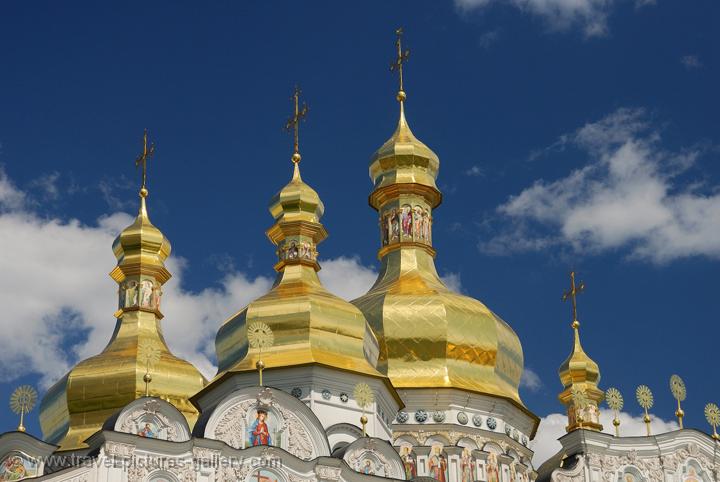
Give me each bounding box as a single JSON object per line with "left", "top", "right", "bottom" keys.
{"left": 0, "top": 35, "right": 718, "bottom": 482}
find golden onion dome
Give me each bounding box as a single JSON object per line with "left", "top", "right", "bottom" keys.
{"left": 269, "top": 162, "right": 324, "bottom": 223}
{"left": 370, "top": 103, "right": 440, "bottom": 192}
{"left": 212, "top": 160, "right": 393, "bottom": 391}
{"left": 353, "top": 96, "right": 533, "bottom": 420}
{"left": 39, "top": 186, "right": 206, "bottom": 450}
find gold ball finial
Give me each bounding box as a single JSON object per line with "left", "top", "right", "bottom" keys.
{"left": 397, "top": 90, "right": 406, "bottom": 102}
{"left": 291, "top": 152, "right": 302, "bottom": 164}
{"left": 140, "top": 187, "right": 149, "bottom": 198}
{"left": 256, "top": 360, "right": 265, "bottom": 371}
{"left": 360, "top": 414, "right": 368, "bottom": 425}
{"left": 572, "top": 320, "right": 580, "bottom": 329}
{"left": 143, "top": 373, "right": 152, "bottom": 384}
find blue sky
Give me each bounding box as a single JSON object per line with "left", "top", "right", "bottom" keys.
{"left": 0, "top": 0, "right": 718, "bottom": 458}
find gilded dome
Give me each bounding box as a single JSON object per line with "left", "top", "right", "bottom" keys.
{"left": 39, "top": 190, "right": 206, "bottom": 450}
{"left": 212, "top": 161, "right": 394, "bottom": 393}
{"left": 353, "top": 100, "right": 533, "bottom": 416}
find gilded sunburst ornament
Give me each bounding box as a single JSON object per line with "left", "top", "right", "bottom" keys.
{"left": 636, "top": 385, "right": 654, "bottom": 410}
{"left": 138, "top": 340, "right": 161, "bottom": 366}
{"left": 248, "top": 322, "right": 274, "bottom": 349}
{"left": 669, "top": 374, "right": 686, "bottom": 402}
{"left": 354, "top": 383, "right": 374, "bottom": 409}
{"left": 705, "top": 403, "right": 720, "bottom": 427}
{"left": 605, "top": 387, "right": 624, "bottom": 411}
{"left": 10, "top": 385, "right": 37, "bottom": 415}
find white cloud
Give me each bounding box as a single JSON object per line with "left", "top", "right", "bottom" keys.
{"left": 455, "top": 0, "right": 626, "bottom": 37}
{"left": 681, "top": 55, "right": 703, "bottom": 70}
{"left": 319, "top": 256, "right": 378, "bottom": 301}
{"left": 0, "top": 169, "right": 391, "bottom": 387}
{"left": 480, "top": 108, "right": 720, "bottom": 263}
{"left": 531, "top": 409, "right": 679, "bottom": 467}
{"left": 520, "top": 368, "right": 543, "bottom": 391}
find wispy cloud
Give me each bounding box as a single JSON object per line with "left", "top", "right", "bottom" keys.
{"left": 455, "top": 0, "right": 654, "bottom": 38}
{"left": 520, "top": 368, "right": 542, "bottom": 391}
{"left": 465, "top": 165, "right": 485, "bottom": 177}
{"left": 479, "top": 108, "right": 720, "bottom": 263}
{"left": 478, "top": 29, "right": 501, "bottom": 49}
{"left": 681, "top": 55, "right": 703, "bottom": 70}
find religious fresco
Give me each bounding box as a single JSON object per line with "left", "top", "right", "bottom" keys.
{"left": 380, "top": 204, "right": 432, "bottom": 247}
{"left": 278, "top": 241, "right": 317, "bottom": 262}
{"left": 400, "top": 446, "right": 416, "bottom": 480}
{"left": 247, "top": 408, "right": 274, "bottom": 447}
{"left": 137, "top": 421, "right": 159, "bottom": 439}
{"left": 683, "top": 467, "right": 701, "bottom": 482}
{"left": 486, "top": 452, "right": 500, "bottom": 482}
{"left": 249, "top": 469, "right": 281, "bottom": 482}
{"left": 460, "top": 447, "right": 474, "bottom": 482}
{"left": 119, "top": 279, "right": 162, "bottom": 311}
{"left": 0, "top": 453, "right": 38, "bottom": 481}
{"left": 426, "top": 446, "right": 448, "bottom": 482}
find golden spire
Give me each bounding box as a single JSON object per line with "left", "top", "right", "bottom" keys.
{"left": 390, "top": 28, "right": 410, "bottom": 104}
{"left": 10, "top": 385, "right": 37, "bottom": 433}
{"left": 284, "top": 85, "right": 308, "bottom": 165}
{"left": 38, "top": 131, "right": 207, "bottom": 450}
{"left": 558, "top": 271, "right": 603, "bottom": 432}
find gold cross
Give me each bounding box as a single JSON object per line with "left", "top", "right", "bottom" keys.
{"left": 134, "top": 129, "right": 155, "bottom": 191}
{"left": 284, "top": 86, "right": 308, "bottom": 163}
{"left": 562, "top": 271, "right": 585, "bottom": 325}
{"left": 390, "top": 28, "right": 410, "bottom": 96}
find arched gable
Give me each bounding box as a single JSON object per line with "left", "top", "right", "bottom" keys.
{"left": 202, "top": 386, "right": 330, "bottom": 459}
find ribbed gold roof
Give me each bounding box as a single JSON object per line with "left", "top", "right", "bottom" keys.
{"left": 38, "top": 189, "right": 206, "bottom": 450}
{"left": 353, "top": 94, "right": 534, "bottom": 421}
{"left": 212, "top": 160, "right": 393, "bottom": 389}
{"left": 369, "top": 103, "right": 440, "bottom": 191}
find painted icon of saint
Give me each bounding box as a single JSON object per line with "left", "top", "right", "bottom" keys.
{"left": 487, "top": 452, "right": 499, "bottom": 482}
{"left": 427, "top": 448, "right": 447, "bottom": 482}
{"left": 249, "top": 409, "right": 272, "bottom": 446}
{"left": 401, "top": 447, "right": 416, "bottom": 479}
{"left": 460, "top": 448, "right": 473, "bottom": 482}
{"left": 137, "top": 422, "right": 155, "bottom": 438}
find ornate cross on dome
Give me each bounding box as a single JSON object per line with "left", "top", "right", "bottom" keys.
{"left": 134, "top": 129, "right": 155, "bottom": 194}
{"left": 562, "top": 271, "right": 585, "bottom": 327}
{"left": 390, "top": 28, "right": 410, "bottom": 101}
{"left": 284, "top": 86, "right": 308, "bottom": 164}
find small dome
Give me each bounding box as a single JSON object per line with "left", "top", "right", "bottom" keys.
{"left": 369, "top": 105, "right": 440, "bottom": 192}
{"left": 111, "top": 193, "right": 171, "bottom": 281}
{"left": 269, "top": 163, "right": 324, "bottom": 224}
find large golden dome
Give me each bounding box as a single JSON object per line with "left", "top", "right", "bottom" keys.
{"left": 352, "top": 97, "right": 530, "bottom": 412}
{"left": 39, "top": 189, "right": 206, "bottom": 450}
{"left": 212, "top": 160, "right": 394, "bottom": 392}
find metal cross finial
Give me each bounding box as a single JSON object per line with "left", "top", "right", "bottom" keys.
{"left": 284, "top": 86, "right": 308, "bottom": 164}
{"left": 390, "top": 28, "right": 410, "bottom": 101}
{"left": 134, "top": 129, "right": 155, "bottom": 194}
{"left": 562, "top": 271, "right": 585, "bottom": 327}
